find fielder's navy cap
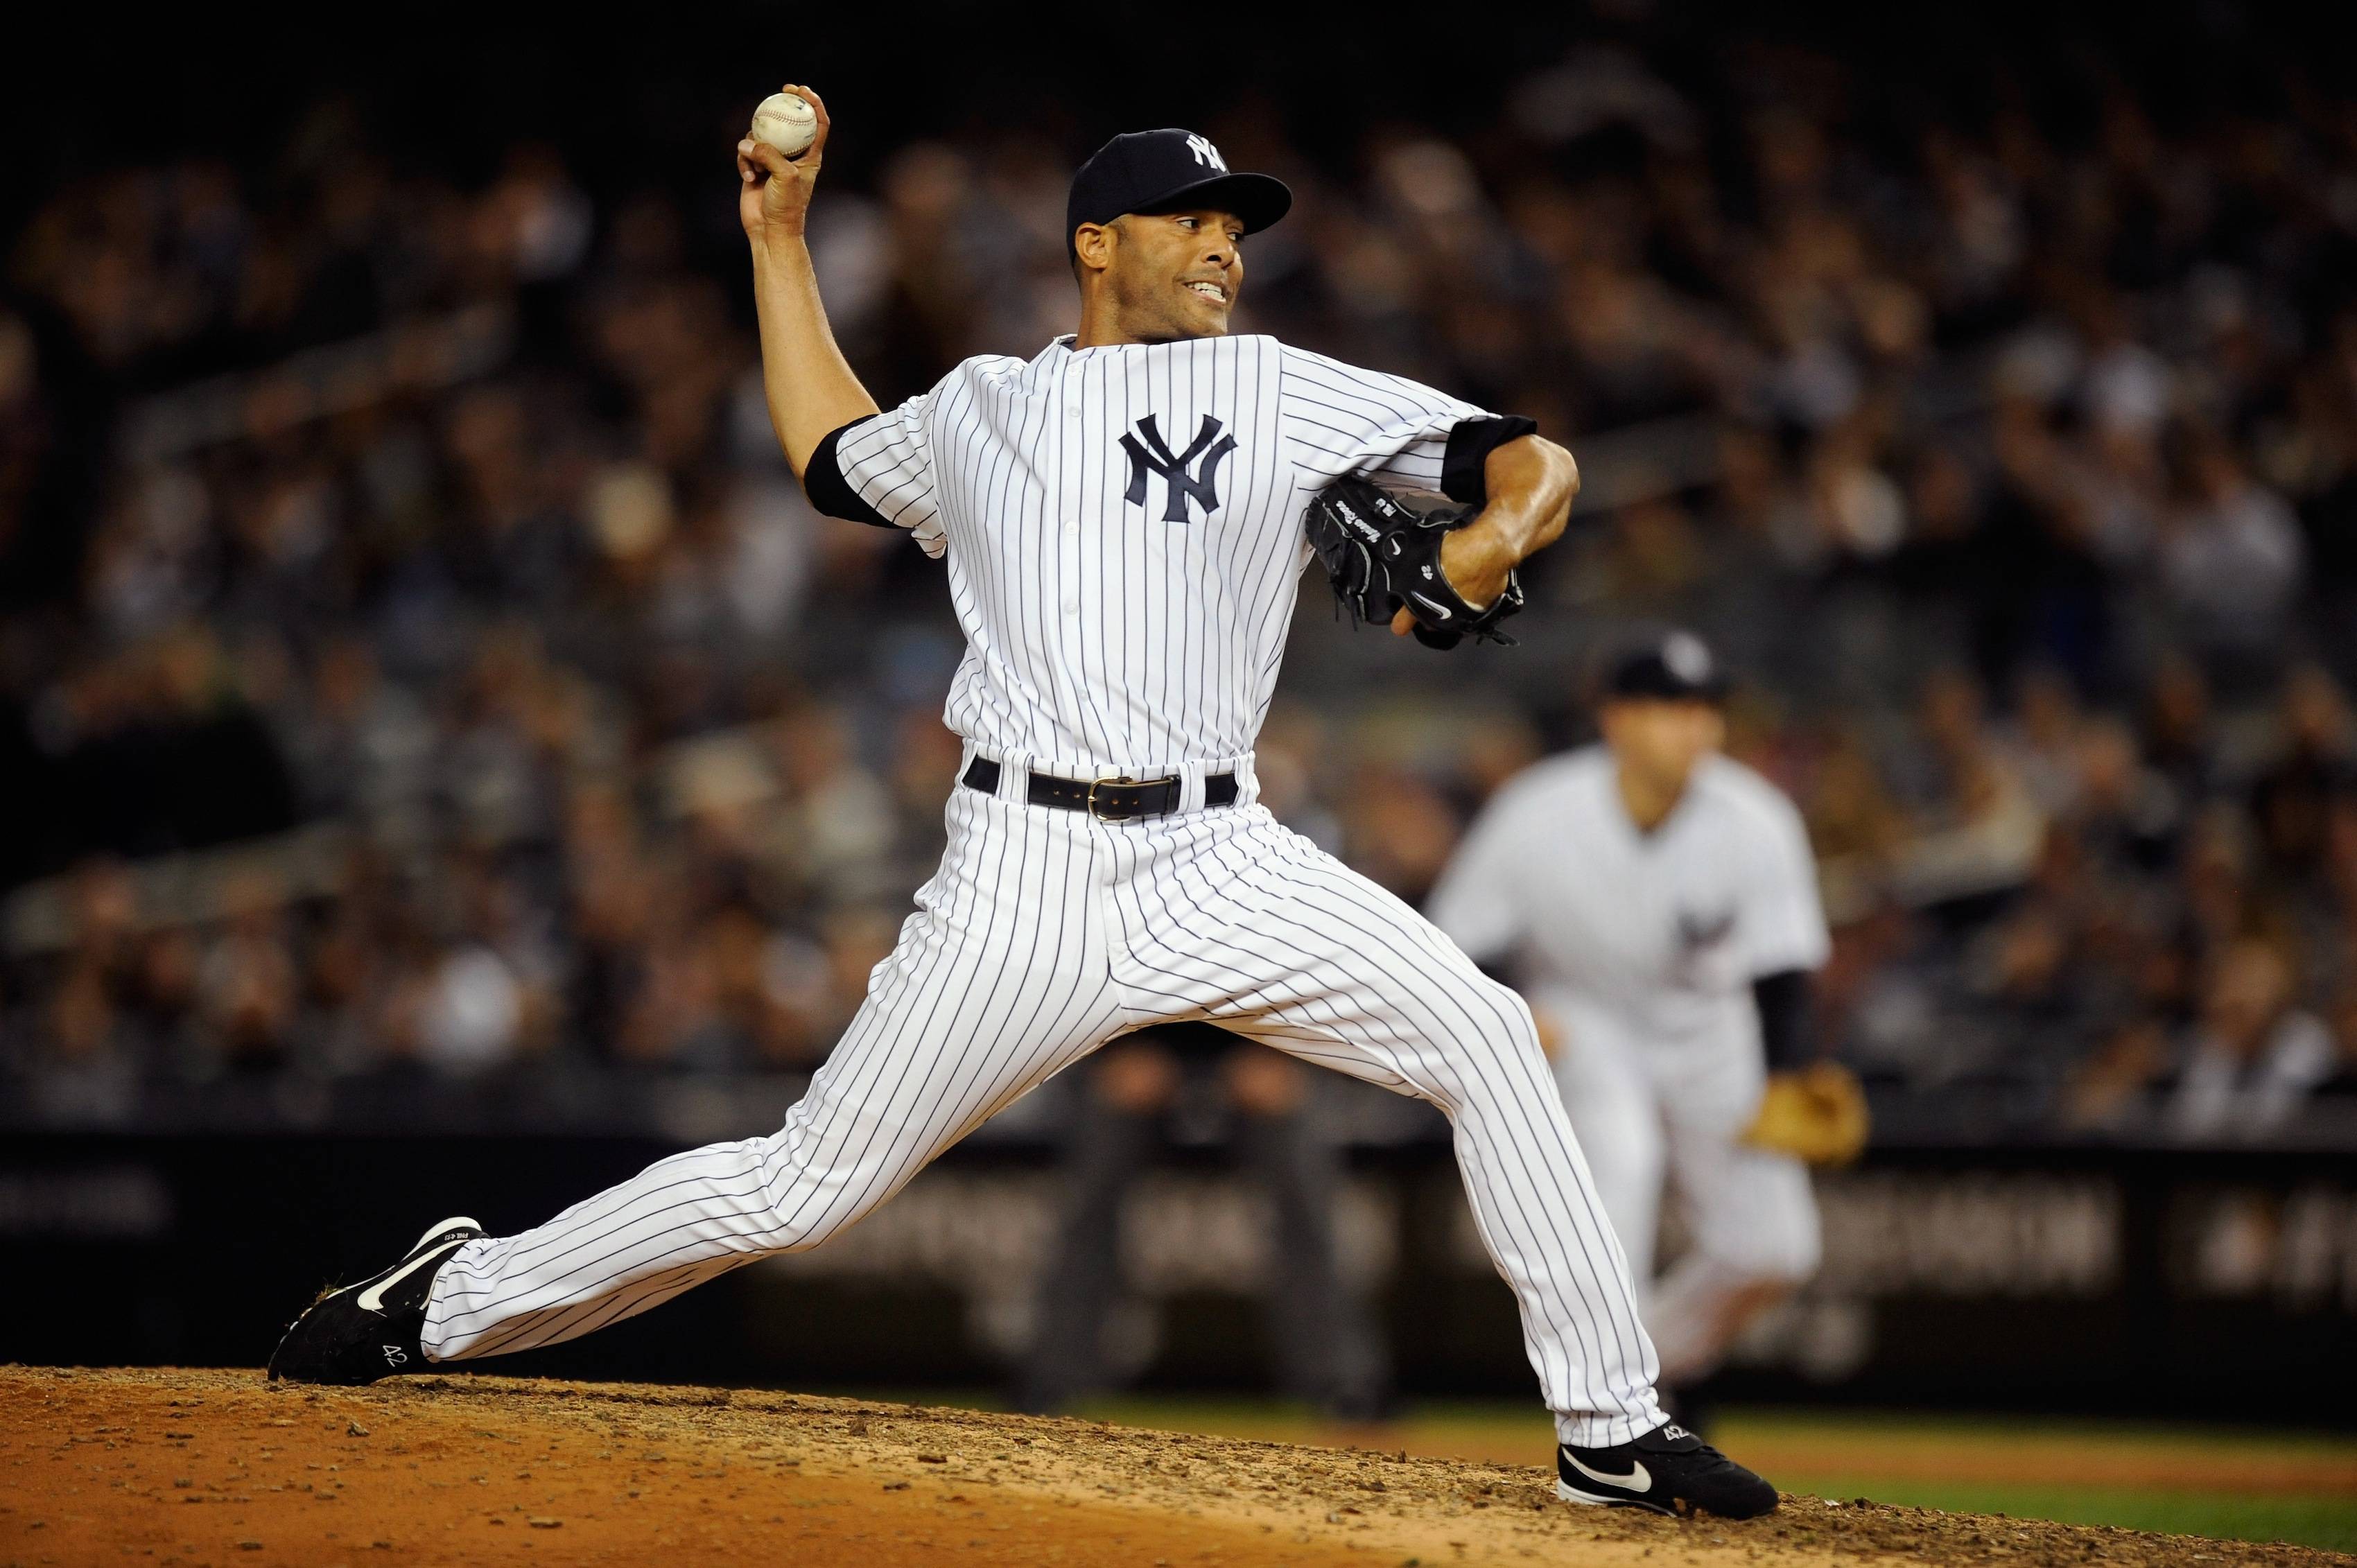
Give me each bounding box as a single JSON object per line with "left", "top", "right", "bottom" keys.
{"left": 1606, "top": 630, "right": 1729, "bottom": 702}
{"left": 1067, "top": 130, "right": 1292, "bottom": 258}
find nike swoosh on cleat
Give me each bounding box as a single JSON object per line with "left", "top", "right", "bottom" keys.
{"left": 1566, "top": 1456, "right": 1651, "bottom": 1492}
{"left": 1556, "top": 1476, "right": 1675, "bottom": 1515}
{"left": 355, "top": 1241, "right": 466, "bottom": 1314}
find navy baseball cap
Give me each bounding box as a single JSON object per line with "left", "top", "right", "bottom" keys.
{"left": 1066, "top": 130, "right": 1292, "bottom": 260}
{"left": 1605, "top": 630, "right": 1730, "bottom": 702}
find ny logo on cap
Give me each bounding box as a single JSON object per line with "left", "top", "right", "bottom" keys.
{"left": 1122, "top": 415, "right": 1237, "bottom": 523}
{"left": 1664, "top": 631, "right": 1714, "bottom": 684}
{"left": 1185, "top": 134, "right": 1228, "bottom": 172}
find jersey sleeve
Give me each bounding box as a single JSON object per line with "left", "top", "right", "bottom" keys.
{"left": 1276, "top": 345, "right": 1536, "bottom": 505}
{"left": 801, "top": 390, "right": 946, "bottom": 559}
{"left": 1740, "top": 789, "right": 1832, "bottom": 977}
{"left": 1426, "top": 785, "right": 1533, "bottom": 966}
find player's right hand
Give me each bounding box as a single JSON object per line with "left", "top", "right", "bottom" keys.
{"left": 738, "top": 83, "right": 830, "bottom": 246}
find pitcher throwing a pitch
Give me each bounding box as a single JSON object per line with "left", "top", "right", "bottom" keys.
{"left": 268, "top": 85, "right": 1777, "bottom": 1519}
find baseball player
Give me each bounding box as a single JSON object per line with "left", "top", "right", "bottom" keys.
{"left": 1428, "top": 631, "right": 1863, "bottom": 1425}
{"left": 268, "top": 87, "right": 1777, "bottom": 1519}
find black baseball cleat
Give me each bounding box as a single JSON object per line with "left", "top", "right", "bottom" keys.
{"left": 1557, "top": 1421, "right": 1778, "bottom": 1519}
{"left": 268, "top": 1217, "right": 484, "bottom": 1386}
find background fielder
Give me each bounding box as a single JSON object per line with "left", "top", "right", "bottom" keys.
{"left": 266, "top": 89, "right": 1780, "bottom": 1518}
{"left": 1430, "top": 631, "right": 1852, "bottom": 1409}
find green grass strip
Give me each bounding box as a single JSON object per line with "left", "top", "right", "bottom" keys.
{"left": 1761, "top": 1475, "right": 2357, "bottom": 1555}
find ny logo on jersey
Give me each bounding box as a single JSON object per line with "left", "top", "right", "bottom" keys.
{"left": 1669, "top": 905, "right": 1738, "bottom": 991}
{"left": 1121, "top": 414, "right": 1237, "bottom": 523}
{"left": 1185, "top": 134, "right": 1228, "bottom": 171}
{"left": 1676, "top": 907, "right": 1737, "bottom": 955}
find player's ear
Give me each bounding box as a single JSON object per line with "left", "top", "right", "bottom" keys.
{"left": 1072, "top": 221, "right": 1115, "bottom": 277}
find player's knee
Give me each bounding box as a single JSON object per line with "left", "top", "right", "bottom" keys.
{"left": 742, "top": 1199, "right": 827, "bottom": 1253}
{"left": 1416, "top": 991, "right": 1549, "bottom": 1113}
{"left": 1778, "top": 1223, "right": 1824, "bottom": 1283}
{"left": 727, "top": 1135, "right": 864, "bottom": 1254}
{"left": 1703, "top": 1226, "right": 1819, "bottom": 1287}
{"left": 1756, "top": 1246, "right": 1819, "bottom": 1291}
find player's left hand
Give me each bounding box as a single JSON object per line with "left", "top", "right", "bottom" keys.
{"left": 1743, "top": 1061, "right": 1870, "bottom": 1166}
{"left": 1304, "top": 478, "right": 1524, "bottom": 650}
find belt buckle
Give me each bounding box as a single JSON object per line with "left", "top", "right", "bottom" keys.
{"left": 1086, "top": 773, "right": 1178, "bottom": 821}
{"left": 1087, "top": 774, "right": 1137, "bottom": 821}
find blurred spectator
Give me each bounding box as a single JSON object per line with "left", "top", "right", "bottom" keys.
{"left": 2158, "top": 435, "right": 2305, "bottom": 677}
{"left": 2061, "top": 1022, "right": 2173, "bottom": 1134}
{"left": 2167, "top": 941, "right": 2336, "bottom": 1140}
{"left": 2247, "top": 665, "right": 2356, "bottom": 891}
{"left": 195, "top": 870, "right": 299, "bottom": 1075}
{"left": 1887, "top": 670, "right": 2046, "bottom": 905}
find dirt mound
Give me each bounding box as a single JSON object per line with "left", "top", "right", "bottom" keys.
{"left": 1, "top": 1368, "right": 2341, "bottom": 1567}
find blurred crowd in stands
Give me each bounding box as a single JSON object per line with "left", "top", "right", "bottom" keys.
{"left": 3, "top": 34, "right": 2356, "bottom": 1142}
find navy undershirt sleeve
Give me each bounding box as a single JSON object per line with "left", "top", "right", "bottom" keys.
{"left": 802, "top": 415, "right": 894, "bottom": 529}
{"left": 1440, "top": 415, "right": 1540, "bottom": 506}
{"left": 1753, "top": 968, "right": 1815, "bottom": 1072}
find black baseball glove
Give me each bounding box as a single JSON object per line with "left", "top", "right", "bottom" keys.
{"left": 1303, "top": 478, "right": 1525, "bottom": 650}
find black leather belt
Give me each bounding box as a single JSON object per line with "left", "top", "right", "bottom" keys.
{"left": 962, "top": 757, "right": 1237, "bottom": 821}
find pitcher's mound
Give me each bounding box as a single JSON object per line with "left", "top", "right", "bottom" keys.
{"left": 1, "top": 1368, "right": 2338, "bottom": 1566}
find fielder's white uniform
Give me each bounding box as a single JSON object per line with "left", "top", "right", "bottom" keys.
{"left": 421, "top": 333, "right": 1667, "bottom": 1446}
{"left": 1429, "top": 747, "right": 1830, "bottom": 1384}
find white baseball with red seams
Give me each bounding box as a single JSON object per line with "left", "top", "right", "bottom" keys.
{"left": 417, "top": 326, "right": 1670, "bottom": 1447}
{"left": 749, "top": 92, "right": 817, "bottom": 157}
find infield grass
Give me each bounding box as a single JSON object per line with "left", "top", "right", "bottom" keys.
{"left": 1755, "top": 1482, "right": 2357, "bottom": 1555}
{"left": 1704, "top": 1407, "right": 2357, "bottom": 1554}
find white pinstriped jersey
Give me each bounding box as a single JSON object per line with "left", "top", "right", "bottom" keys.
{"left": 823, "top": 334, "right": 1516, "bottom": 777}
{"left": 1429, "top": 749, "right": 1830, "bottom": 1049}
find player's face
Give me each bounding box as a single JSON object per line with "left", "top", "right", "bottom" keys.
{"left": 1105, "top": 208, "right": 1245, "bottom": 341}
{"left": 1599, "top": 699, "right": 1725, "bottom": 792}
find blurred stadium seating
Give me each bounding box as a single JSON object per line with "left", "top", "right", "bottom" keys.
{"left": 7, "top": 7, "right": 2356, "bottom": 1149}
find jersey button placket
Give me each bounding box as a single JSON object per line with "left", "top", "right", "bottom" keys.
{"left": 1062, "top": 384, "right": 1084, "bottom": 568}
{"left": 1052, "top": 366, "right": 1093, "bottom": 745}
{"left": 1059, "top": 367, "right": 1083, "bottom": 606}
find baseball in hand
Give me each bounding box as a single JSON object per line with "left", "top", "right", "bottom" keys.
{"left": 750, "top": 93, "right": 818, "bottom": 157}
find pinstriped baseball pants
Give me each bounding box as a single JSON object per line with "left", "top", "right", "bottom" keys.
{"left": 423, "top": 782, "right": 1666, "bottom": 1445}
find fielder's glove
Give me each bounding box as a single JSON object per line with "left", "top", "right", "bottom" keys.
{"left": 1304, "top": 478, "right": 1525, "bottom": 650}
{"left": 1742, "top": 1061, "right": 1870, "bottom": 1167}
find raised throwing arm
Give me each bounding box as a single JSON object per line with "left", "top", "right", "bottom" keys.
{"left": 736, "top": 85, "right": 880, "bottom": 477}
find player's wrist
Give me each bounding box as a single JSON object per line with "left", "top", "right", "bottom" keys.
{"left": 749, "top": 227, "right": 814, "bottom": 270}
{"left": 1438, "top": 524, "right": 1515, "bottom": 609}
